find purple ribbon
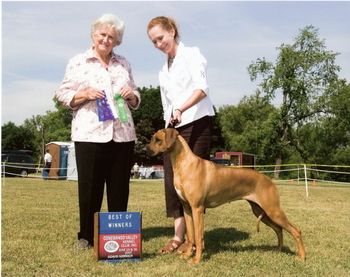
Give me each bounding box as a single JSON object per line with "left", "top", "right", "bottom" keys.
{"left": 96, "top": 91, "right": 115, "bottom": 121}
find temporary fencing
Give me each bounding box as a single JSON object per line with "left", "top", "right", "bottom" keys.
{"left": 1, "top": 162, "right": 75, "bottom": 180}
{"left": 240, "top": 163, "right": 350, "bottom": 197}
{"left": 2, "top": 162, "right": 349, "bottom": 196}
{"left": 0, "top": 162, "right": 161, "bottom": 180}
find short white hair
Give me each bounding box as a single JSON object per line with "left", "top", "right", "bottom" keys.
{"left": 91, "top": 14, "right": 125, "bottom": 45}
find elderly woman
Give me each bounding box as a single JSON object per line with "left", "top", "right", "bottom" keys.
{"left": 56, "top": 14, "right": 140, "bottom": 249}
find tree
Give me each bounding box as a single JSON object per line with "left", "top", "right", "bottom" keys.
{"left": 217, "top": 92, "right": 277, "bottom": 164}
{"left": 1, "top": 122, "right": 36, "bottom": 152}
{"left": 132, "top": 86, "right": 164, "bottom": 129}
{"left": 248, "top": 25, "right": 340, "bottom": 176}
{"left": 210, "top": 106, "right": 226, "bottom": 155}
{"left": 22, "top": 99, "right": 72, "bottom": 164}
{"left": 296, "top": 80, "right": 350, "bottom": 165}
{"left": 131, "top": 86, "right": 164, "bottom": 165}
{"left": 329, "top": 81, "right": 350, "bottom": 166}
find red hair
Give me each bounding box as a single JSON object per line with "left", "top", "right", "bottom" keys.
{"left": 147, "top": 16, "right": 180, "bottom": 42}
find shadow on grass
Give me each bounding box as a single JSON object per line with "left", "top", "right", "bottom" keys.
{"left": 142, "top": 226, "right": 294, "bottom": 260}
{"left": 204, "top": 244, "right": 295, "bottom": 261}
{"left": 204, "top": 227, "right": 295, "bottom": 259}
{"left": 142, "top": 226, "right": 248, "bottom": 243}
{"left": 143, "top": 226, "right": 173, "bottom": 241}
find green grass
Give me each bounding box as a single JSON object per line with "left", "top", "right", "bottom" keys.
{"left": 2, "top": 177, "right": 350, "bottom": 276}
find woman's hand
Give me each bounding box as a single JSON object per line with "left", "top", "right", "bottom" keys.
{"left": 171, "top": 109, "right": 182, "bottom": 126}
{"left": 120, "top": 84, "right": 138, "bottom": 107}
{"left": 70, "top": 87, "right": 104, "bottom": 107}
{"left": 83, "top": 87, "right": 105, "bottom": 100}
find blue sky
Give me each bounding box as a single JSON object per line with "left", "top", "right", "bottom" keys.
{"left": 2, "top": 1, "right": 350, "bottom": 125}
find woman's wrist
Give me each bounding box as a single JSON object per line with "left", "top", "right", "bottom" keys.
{"left": 127, "top": 93, "right": 138, "bottom": 107}
{"left": 175, "top": 108, "right": 183, "bottom": 114}
{"left": 70, "top": 89, "right": 87, "bottom": 107}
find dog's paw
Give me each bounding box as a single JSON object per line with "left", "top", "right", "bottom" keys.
{"left": 188, "top": 257, "right": 200, "bottom": 265}
{"left": 180, "top": 253, "right": 191, "bottom": 260}
{"left": 296, "top": 253, "right": 306, "bottom": 262}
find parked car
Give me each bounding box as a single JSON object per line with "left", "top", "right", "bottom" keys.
{"left": 1, "top": 151, "right": 37, "bottom": 177}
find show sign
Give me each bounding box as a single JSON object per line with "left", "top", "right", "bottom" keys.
{"left": 94, "top": 212, "right": 142, "bottom": 262}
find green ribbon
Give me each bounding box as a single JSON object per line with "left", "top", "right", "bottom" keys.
{"left": 114, "top": 93, "right": 128, "bottom": 123}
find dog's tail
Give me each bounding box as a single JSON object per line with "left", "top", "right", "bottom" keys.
{"left": 256, "top": 212, "right": 265, "bottom": 233}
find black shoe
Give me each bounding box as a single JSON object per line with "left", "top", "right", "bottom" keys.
{"left": 76, "top": 239, "right": 91, "bottom": 250}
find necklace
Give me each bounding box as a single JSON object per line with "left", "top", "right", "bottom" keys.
{"left": 168, "top": 56, "right": 175, "bottom": 69}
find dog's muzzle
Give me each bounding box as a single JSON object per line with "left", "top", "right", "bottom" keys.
{"left": 146, "top": 144, "right": 156, "bottom": 156}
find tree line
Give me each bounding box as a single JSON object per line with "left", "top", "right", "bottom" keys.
{"left": 2, "top": 26, "right": 350, "bottom": 169}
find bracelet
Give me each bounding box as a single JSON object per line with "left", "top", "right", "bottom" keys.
{"left": 175, "top": 108, "right": 183, "bottom": 114}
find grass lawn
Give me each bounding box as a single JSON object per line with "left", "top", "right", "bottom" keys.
{"left": 2, "top": 177, "right": 350, "bottom": 276}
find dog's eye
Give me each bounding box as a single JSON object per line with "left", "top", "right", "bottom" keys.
{"left": 155, "top": 138, "right": 162, "bottom": 144}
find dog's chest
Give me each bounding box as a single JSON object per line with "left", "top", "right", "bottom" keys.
{"left": 174, "top": 186, "right": 186, "bottom": 202}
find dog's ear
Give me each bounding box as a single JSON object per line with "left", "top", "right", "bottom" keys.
{"left": 164, "top": 128, "right": 179, "bottom": 150}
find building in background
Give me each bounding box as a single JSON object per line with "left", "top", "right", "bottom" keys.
{"left": 214, "top": 151, "right": 256, "bottom": 167}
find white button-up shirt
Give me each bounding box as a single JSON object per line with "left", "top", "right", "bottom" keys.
{"left": 159, "top": 42, "right": 215, "bottom": 128}
{"left": 55, "top": 48, "right": 140, "bottom": 143}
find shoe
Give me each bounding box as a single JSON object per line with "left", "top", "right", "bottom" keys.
{"left": 76, "top": 239, "right": 91, "bottom": 250}
{"left": 158, "top": 239, "right": 183, "bottom": 254}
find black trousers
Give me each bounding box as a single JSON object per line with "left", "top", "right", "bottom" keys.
{"left": 44, "top": 162, "right": 51, "bottom": 174}
{"left": 163, "top": 116, "right": 213, "bottom": 218}
{"left": 74, "top": 140, "right": 135, "bottom": 245}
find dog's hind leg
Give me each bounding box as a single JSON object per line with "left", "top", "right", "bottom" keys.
{"left": 262, "top": 206, "right": 306, "bottom": 261}
{"left": 247, "top": 200, "right": 283, "bottom": 250}
{"left": 256, "top": 212, "right": 265, "bottom": 233}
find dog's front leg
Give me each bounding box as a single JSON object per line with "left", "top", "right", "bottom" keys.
{"left": 182, "top": 204, "right": 195, "bottom": 259}
{"left": 190, "top": 206, "right": 205, "bottom": 265}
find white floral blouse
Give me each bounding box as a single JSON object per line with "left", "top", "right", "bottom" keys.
{"left": 55, "top": 48, "right": 140, "bottom": 143}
